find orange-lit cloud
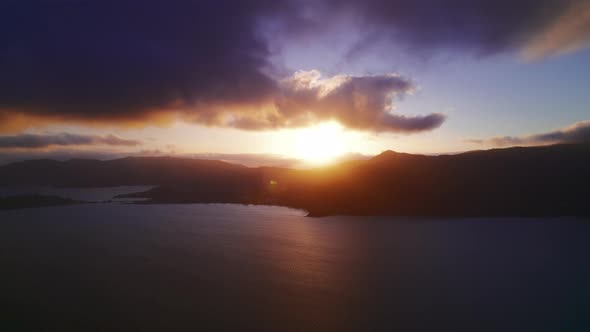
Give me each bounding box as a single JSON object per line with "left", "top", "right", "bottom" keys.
{"left": 0, "top": 110, "right": 178, "bottom": 134}
{"left": 523, "top": 2, "right": 590, "bottom": 60}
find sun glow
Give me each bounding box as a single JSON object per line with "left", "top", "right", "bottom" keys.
{"left": 294, "top": 122, "right": 347, "bottom": 164}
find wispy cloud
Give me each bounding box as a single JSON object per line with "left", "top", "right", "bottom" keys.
{"left": 468, "top": 120, "right": 590, "bottom": 147}
{"left": 523, "top": 1, "right": 590, "bottom": 60}
{"left": 0, "top": 133, "right": 140, "bottom": 149}
{"left": 323, "top": 0, "right": 589, "bottom": 60}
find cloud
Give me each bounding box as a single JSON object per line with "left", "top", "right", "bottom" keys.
{"left": 0, "top": 0, "right": 288, "bottom": 131}
{"left": 523, "top": 1, "right": 590, "bottom": 60}
{"left": 0, "top": 1, "right": 586, "bottom": 133}
{"left": 194, "top": 70, "right": 445, "bottom": 132}
{"left": 468, "top": 120, "right": 590, "bottom": 147}
{"left": 0, "top": 133, "right": 140, "bottom": 149}
{"left": 274, "top": 70, "right": 445, "bottom": 132}
{"left": 330, "top": 0, "right": 588, "bottom": 59}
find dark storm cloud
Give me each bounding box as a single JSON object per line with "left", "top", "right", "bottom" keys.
{"left": 0, "top": 0, "right": 285, "bottom": 118}
{"left": 469, "top": 120, "right": 590, "bottom": 147}
{"left": 0, "top": 0, "right": 587, "bottom": 133}
{"left": 0, "top": 133, "right": 140, "bottom": 149}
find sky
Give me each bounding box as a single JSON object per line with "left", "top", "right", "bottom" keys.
{"left": 1, "top": 0, "right": 589, "bottom": 166}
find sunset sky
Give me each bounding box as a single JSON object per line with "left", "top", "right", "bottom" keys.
{"left": 1, "top": 0, "right": 589, "bottom": 166}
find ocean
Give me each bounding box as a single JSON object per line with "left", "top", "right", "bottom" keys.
{"left": 1, "top": 199, "right": 589, "bottom": 331}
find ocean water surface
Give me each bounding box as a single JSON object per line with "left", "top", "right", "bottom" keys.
{"left": 1, "top": 203, "right": 589, "bottom": 331}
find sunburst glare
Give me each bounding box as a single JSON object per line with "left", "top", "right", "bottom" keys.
{"left": 293, "top": 122, "right": 347, "bottom": 164}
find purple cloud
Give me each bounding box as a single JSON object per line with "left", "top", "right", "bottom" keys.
{"left": 0, "top": 133, "right": 140, "bottom": 149}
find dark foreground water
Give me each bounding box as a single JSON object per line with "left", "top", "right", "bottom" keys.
{"left": 1, "top": 204, "right": 589, "bottom": 331}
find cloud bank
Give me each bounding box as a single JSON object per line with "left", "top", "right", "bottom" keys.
{"left": 469, "top": 120, "right": 590, "bottom": 147}
{"left": 0, "top": 0, "right": 587, "bottom": 132}
{"left": 0, "top": 133, "right": 140, "bottom": 149}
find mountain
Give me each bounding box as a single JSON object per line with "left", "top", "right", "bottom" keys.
{"left": 1, "top": 144, "right": 589, "bottom": 217}
{"left": 272, "top": 144, "right": 590, "bottom": 216}
{"left": 0, "top": 157, "right": 253, "bottom": 187}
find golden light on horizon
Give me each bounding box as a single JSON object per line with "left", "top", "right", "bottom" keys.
{"left": 293, "top": 122, "right": 347, "bottom": 164}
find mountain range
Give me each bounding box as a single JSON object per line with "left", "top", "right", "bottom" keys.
{"left": 1, "top": 143, "right": 589, "bottom": 217}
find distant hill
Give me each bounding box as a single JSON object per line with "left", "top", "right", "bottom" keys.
{"left": 1, "top": 144, "right": 589, "bottom": 217}
{"left": 0, "top": 157, "right": 254, "bottom": 187}
{"left": 0, "top": 195, "right": 82, "bottom": 210}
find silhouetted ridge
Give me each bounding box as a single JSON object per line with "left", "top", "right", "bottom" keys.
{"left": 1, "top": 144, "right": 589, "bottom": 217}
{"left": 374, "top": 150, "right": 398, "bottom": 158}
{"left": 371, "top": 150, "right": 409, "bottom": 161}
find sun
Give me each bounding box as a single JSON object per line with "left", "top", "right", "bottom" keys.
{"left": 294, "top": 122, "right": 347, "bottom": 164}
